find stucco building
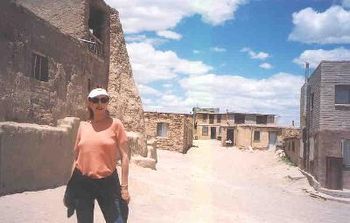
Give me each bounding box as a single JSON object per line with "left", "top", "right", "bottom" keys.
{"left": 300, "top": 61, "right": 350, "bottom": 190}
{"left": 0, "top": 0, "right": 145, "bottom": 195}
{"left": 193, "top": 108, "right": 282, "bottom": 150}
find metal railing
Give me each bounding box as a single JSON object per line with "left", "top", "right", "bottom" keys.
{"left": 79, "top": 33, "right": 104, "bottom": 57}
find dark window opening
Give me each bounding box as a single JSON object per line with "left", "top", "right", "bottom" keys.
{"left": 202, "top": 126, "right": 208, "bottom": 136}
{"left": 209, "top": 114, "right": 214, "bottom": 124}
{"left": 156, "top": 122, "right": 169, "bottom": 137}
{"left": 88, "top": 7, "right": 105, "bottom": 41}
{"left": 217, "top": 115, "right": 221, "bottom": 123}
{"left": 311, "top": 93, "right": 314, "bottom": 110}
{"left": 202, "top": 114, "right": 208, "bottom": 122}
{"left": 254, "top": 131, "right": 260, "bottom": 142}
{"left": 292, "top": 141, "right": 295, "bottom": 152}
{"left": 335, "top": 85, "right": 350, "bottom": 104}
{"left": 234, "top": 114, "right": 245, "bottom": 124}
{"left": 32, "top": 53, "right": 48, "bottom": 82}
{"left": 256, "top": 115, "right": 267, "bottom": 124}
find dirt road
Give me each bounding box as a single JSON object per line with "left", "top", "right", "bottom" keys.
{"left": 0, "top": 140, "right": 349, "bottom": 222}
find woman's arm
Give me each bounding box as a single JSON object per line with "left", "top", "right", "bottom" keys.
{"left": 71, "top": 122, "right": 81, "bottom": 175}
{"left": 116, "top": 119, "right": 130, "bottom": 203}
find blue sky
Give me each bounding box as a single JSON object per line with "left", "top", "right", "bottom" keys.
{"left": 106, "top": 0, "right": 350, "bottom": 126}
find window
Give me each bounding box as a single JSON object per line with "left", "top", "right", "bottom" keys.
{"left": 156, "top": 122, "right": 169, "bottom": 137}
{"left": 311, "top": 93, "right": 314, "bottom": 110}
{"left": 234, "top": 114, "right": 245, "bottom": 124}
{"left": 256, "top": 115, "right": 267, "bottom": 124}
{"left": 32, "top": 53, "right": 48, "bottom": 82}
{"left": 342, "top": 139, "right": 350, "bottom": 167}
{"left": 202, "top": 126, "right": 208, "bottom": 136}
{"left": 209, "top": 114, "right": 214, "bottom": 124}
{"left": 335, "top": 85, "right": 350, "bottom": 104}
{"left": 254, "top": 131, "right": 260, "bottom": 141}
{"left": 217, "top": 115, "right": 221, "bottom": 123}
{"left": 89, "top": 7, "right": 105, "bottom": 41}
{"left": 202, "top": 114, "right": 208, "bottom": 122}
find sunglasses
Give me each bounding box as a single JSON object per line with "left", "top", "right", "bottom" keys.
{"left": 89, "top": 97, "right": 109, "bottom": 104}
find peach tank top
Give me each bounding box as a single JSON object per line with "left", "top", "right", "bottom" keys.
{"left": 74, "top": 119, "right": 127, "bottom": 179}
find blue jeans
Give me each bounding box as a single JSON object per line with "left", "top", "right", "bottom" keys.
{"left": 71, "top": 168, "right": 128, "bottom": 223}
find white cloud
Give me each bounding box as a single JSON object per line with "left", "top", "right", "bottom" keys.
{"left": 106, "top": 0, "right": 247, "bottom": 33}
{"left": 343, "top": 0, "right": 350, "bottom": 8}
{"left": 179, "top": 72, "right": 304, "bottom": 125}
{"left": 137, "top": 84, "right": 162, "bottom": 96}
{"left": 259, "top": 63, "right": 273, "bottom": 69}
{"left": 142, "top": 73, "right": 303, "bottom": 125}
{"left": 156, "top": 30, "right": 183, "bottom": 40}
{"left": 293, "top": 47, "right": 350, "bottom": 68}
{"left": 210, "top": 47, "right": 227, "bottom": 52}
{"left": 193, "top": 50, "right": 201, "bottom": 54}
{"left": 289, "top": 6, "right": 350, "bottom": 44}
{"left": 126, "top": 42, "right": 212, "bottom": 84}
{"left": 241, "top": 47, "right": 269, "bottom": 60}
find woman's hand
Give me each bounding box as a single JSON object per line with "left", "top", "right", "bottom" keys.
{"left": 121, "top": 185, "right": 130, "bottom": 204}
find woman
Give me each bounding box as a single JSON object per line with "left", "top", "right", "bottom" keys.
{"left": 65, "top": 88, "right": 130, "bottom": 223}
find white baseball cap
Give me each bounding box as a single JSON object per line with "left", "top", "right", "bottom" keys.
{"left": 88, "top": 88, "right": 109, "bottom": 98}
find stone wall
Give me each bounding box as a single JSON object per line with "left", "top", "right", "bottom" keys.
{"left": 144, "top": 112, "right": 193, "bottom": 153}
{"left": 0, "top": 1, "right": 109, "bottom": 125}
{"left": 0, "top": 117, "right": 80, "bottom": 195}
{"left": 107, "top": 8, "right": 145, "bottom": 134}
{"left": 284, "top": 137, "right": 300, "bottom": 166}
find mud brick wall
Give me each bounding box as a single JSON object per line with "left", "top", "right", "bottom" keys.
{"left": 0, "top": 117, "right": 80, "bottom": 195}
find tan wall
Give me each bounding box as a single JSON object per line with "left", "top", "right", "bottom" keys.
{"left": 251, "top": 129, "right": 270, "bottom": 149}
{"left": 195, "top": 125, "right": 220, "bottom": 140}
{"left": 222, "top": 126, "right": 282, "bottom": 149}
{"left": 144, "top": 112, "right": 193, "bottom": 153}
{"left": 0, "top": 117, "right": 80, "bottom": 195}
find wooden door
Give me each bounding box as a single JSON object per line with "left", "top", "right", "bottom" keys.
{"left": 210, "top": 127, "right": 216, "bottom": 139}
{"left": 326, "top": 157, "right": 343, "bottom": 190}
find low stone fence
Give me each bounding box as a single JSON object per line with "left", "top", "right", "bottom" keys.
{"left": 0, "top": 117, "right": 80, "bottom": 195}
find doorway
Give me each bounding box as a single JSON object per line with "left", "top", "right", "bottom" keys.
{"left": 269, "top": 132, "right": 277, "bottom": 150}
{"left": 326, "top": 157, "right": 343, "bottom": 190}
{"left": 210, "top": 127, "right": 216, "bottom": 139}
{"left": 226, "top": 128, "right": 234, "bottom": 146}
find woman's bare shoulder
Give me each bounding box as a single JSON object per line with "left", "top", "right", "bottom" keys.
{"left": 112, "top": 118, "right": 123, "bottom": 125}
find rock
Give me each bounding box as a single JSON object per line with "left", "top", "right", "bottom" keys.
{"left": 127, "top": 131, "right": 147, "bottom": 157}
{"left": 147, "top": 145, "right": 158, "bottom": 163}
{"left": 131, "top": 156, "right": 156, "bottom": 170}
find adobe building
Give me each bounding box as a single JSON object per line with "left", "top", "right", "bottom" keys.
{"left": 144, "top": 112, "right": 193, "bottom": 153}
{"left": 193, "top": 108, "right": 282, "bottom": 150}
{"left": 0, "top": 0, "right": 146, "bottom": 195}
{"left": 300, "top": 61, "right": 350, "bottom": 190}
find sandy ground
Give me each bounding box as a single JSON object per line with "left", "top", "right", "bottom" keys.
{"left": 1, "top": 140, "right": 350, "bottom": 223}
